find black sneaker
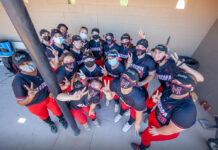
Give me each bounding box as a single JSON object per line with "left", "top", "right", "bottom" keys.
{"left": 49, "top": 123, "right": 57, "bottom": 133}
{"left": 131, "top": 143, "right": 141, "bottom": 150}
{"left": 59, "top": 118, "right": 68, "bottom": 129}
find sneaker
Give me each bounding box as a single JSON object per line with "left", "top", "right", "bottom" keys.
{"left": 106, "top": 100, "right": 110, "bottom": 107}
{"left": 59, "top": 118, "right": 68, "bottom": 129}
{"left": 49, "top": 122, "right": 57, "bottom": 133}
{"left": 83, "top": 123, "right": 91, "bottom": 131}
{"left": 124, "top": 109, "right": 130, "bottom": 116}
{"left": 92, "top": 119, "right": 101, "bottom": 128}
{"left": 114, "top": 104, "right": 119, "bottom": 113}
{"left": 131, "top": 143, "right": 141, "bottom": 150}
{"left": 114, "top": 114, "right": 122, "bottom": 123}
{"left": 122, "top": 122, "right": 132, "bottom": 132}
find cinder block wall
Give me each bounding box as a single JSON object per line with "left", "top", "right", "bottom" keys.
{"left": 0, "top": 0, "right": 218, "bottom": 56}
{"left": 192, "top": 19, "right": 218, "bottom": 114}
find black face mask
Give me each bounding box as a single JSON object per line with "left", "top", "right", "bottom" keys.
{"left": 171, "top": 82, "right": 192, "bottom": 95}
{"left": 122, "top": 42, "right": 130, "bottom": 49}
{"left": 88, "top": 86, "right": 100, "bottom": 97}
{"left": 62, "top": 32, "right": 67, "bottom": 39}
{"left": 85, "top": 61, "right": 95, "bottom": 68}
{"left": 93, "top": 35, "right": 100, "bottom": 40}
{"left": 106, "top": 39, "right": 113, "bottom": 45}
{"left": 43, "top": 36, "right": 51, "bottom": 41}
{"left": 136, "top": 49, "right": 145, "bottom": 56}
{"left": 120, "top": 76, "right": 136, "bottom": 89}
{"left": 155, "top": 55, "right": 166, "bottom": 64}
{"left": 64, "top": 61, "right": 76, "bottom": 71}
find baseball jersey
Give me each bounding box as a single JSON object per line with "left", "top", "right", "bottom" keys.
{"left": 41, "top": 43, "right": 55, "bottom": 59}
{"left": 69, "top": 87, "right": 100, "bottom": 110}
{"left": 156, "top": 59, "right": 183, "bottom": 89}
{"left": 103, "top": 42, "right": 120, "bottom": 56}
{"left": 119, "top": 45, "right": 135, "bottom": 63}
{"left": 55, "top": 65, "right": 77, "bottom": 84}
{"left": 89, "top": 39, "right": 103, "bottom": 60}
{"left": 80, "top": 64, "right": 103, "bottom": 81}
{"left": 12, "top": 71, "right": 49, "bottom": 106}
{"left": 70, "top": 48, "right": 83, "bottom": 65}
{"left": 130, "top": 54, "right": 157, "bottom": 81}
{"left": 51, "top": 43, "right": 69, "bottom": 58}
{"left": 155, "top": 88, "right": 197, "bottom": 129}
{"left": 104, "top": 61, "right": 125, "bottom": 78}
{"left": 110, "top": 78, "right": 147, "bottom": 111}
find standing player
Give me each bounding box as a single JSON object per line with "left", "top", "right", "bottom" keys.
{"left": 131, "top": 73, "right": 200, "bottom": 150}
{"left": 57, "top": 23, "right": 71, "bottom": 46}
{"left": 102, "top": 50, "right": 125, "bottom": 112}
{"left": 70, "top": 35, "right": 84, "bottom": 66}
{"left": 103, "top": 68, "right": 148, "bottom": 133}
{"left": 89, "top": 28, "right": 104, "bottom": 67}
{"left": 55, "top": 52, "right": 78, "bottom": 93}
{"left": 103, "top": 33, "right": 120, "bottom": 56}
{"left": 57, "top": 79, "right": 102, "bottom": 129}
{"left": 79, "top": 26, "right": 89, "bottom": 51}
{"left": 11, "top": 51, "right": 68, "bottom": 133}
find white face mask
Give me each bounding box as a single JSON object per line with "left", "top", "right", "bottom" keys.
{"left": 80, "top": 33, "right": 88, "bottom": 40}
{"left": 53, "top": 36, "right": 64, "bottom": 45}
{"left": 20, "top": 62, "right": 36, "bottom": 72}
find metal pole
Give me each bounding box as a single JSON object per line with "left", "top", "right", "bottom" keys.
{"left": 1, "top": 0, "right": 80, "bottom": 136}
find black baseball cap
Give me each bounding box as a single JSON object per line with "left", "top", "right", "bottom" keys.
{"left": 105, "top": 33, "right": 114, "bottom": 39}
{"left": 136, "top": 39, "right": 148, "bottom": 49}
{"left": 106, "top": 49, "right": 118, "bottom": 58}
{"left": 72, "top": 35, "right": 82, "bottom": 42}
{"left": 121, "top": 33, "right": 130, "bottom": 40}
{"left": 39, "top": 29, "right": 49, "bottom": 36}
{"left": 91, "top": 28, "right": 100, "bottom": 33}
{"left": 123, "top": 68, "right": 139, "bottom": 83}
{"left": 152, "top": 44, "right": 168, "bottom": 53}
{"left": 51, "top": 29, "right": 62, "bottom": 37}
{"left": 12, "top": 50, "right": 32, "bottom": 67}
{"left": 173, "top": 73, "right": 196, "bottom": 88}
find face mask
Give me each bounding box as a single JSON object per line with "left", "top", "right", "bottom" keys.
{"left": 120, "top": 76, "right": 136, "bottom": 89}
{"left": 171, "top": 82, "right": 192, "bottom": 95}
{"left": 136, "top": 49, "right": 146, "bottom": 56}
{"left": 93, "top": 35, "right": 99, "bottom": 40}
{"left": 20, "top": 62, "right": 36, "bottom": 72}
{"left": 53, "top": 36, "right": 64, "bottom": 45}
{"left": 80, "top": 33, "right": 88, "bottom": 40}
{"left": 155, "top": 55, "right": 166, "bottom": 64}
{"left": 85, "top": 61, "right": 95, "bottom": 68}
{"left": 106, "top": 39, "right": 113, "bottom": 45}
{"left": 62, "top": 31, "right": 67, "bottom": 39}
{"left": 108, "top": 58, "right": 118, "bottom": 66}
{"left": 43, "top": 36, "right": 51, "bottom": 41}
{"left": 88, "top": 86, "right": 100, "bottom": 97}
{"left": 121, "top": 42, "right": 130, "bottom": 49}
{"left": 64, "top": 61, "right": 75, "bottom": 70}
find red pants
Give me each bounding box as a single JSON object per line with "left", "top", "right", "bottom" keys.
{"left": 26, "top": 96, "right": 62, "bottom": 120}
{"left": 146, "top": 85, "right": 164, "bottom": 109}
{"left": 141, "top": 110, "right": 179, "bottom": 146}
{"left": 70, "top": 106, "right": 96, "bottom": 125}
{"left": 121, "top": 102, "right": 136, "bottom": 118}
{"left": 103, "top": 76, "right": 119, "bottom": 101}
{"left": 95, "top": 59, "right": 104, "bottom": 67}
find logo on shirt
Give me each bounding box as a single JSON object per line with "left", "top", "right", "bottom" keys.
{"left": 130, "top": 64, "right": 144, "bottom": 78}
{"left": 157, "top": 74, "right": 172, "bottom": 81}
{"left": 34, "top": 82, "right": 47, "bottom": 91}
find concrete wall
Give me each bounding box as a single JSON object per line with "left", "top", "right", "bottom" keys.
{"left": 0, "top": 0, "right": 218, "bottom": 56}
{"left": 192, "top": 19, "right": 218, "bottom": 114}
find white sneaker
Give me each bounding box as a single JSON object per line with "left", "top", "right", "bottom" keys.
{"left": 114, "top": 104, "right": 119, "bottom": 113}
{"left": 106, "top": 100, "right": 110, "bottom": 107}
{"left": 124, "top": 109, "right": 130, "bottom": 116}
{"left": 93, "top": 119, "right": 101, "bottom": 128}
{"left": 83, "top": 123, "right": 91, "bottom": 130}
{"left": 122, "top": 122, "right": 132, "bottom": 132}
{"left": 114, "top": 114, "right": 122, "bottom": 123}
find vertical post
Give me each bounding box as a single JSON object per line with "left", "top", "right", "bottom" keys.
{"left": 1, "top": 0, "right": 80, "bottom": 136}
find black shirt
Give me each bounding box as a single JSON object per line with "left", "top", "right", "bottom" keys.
{"left": 70, "top": 48, "right": 83, "bottom": 65}
{"left": 89, "top": 39, "right": 103, "bottom": 60}
{"left": 110, "top": 78, "right": 147, "bottom": 111}
{"left": 155, "top": 88, "right": 197, "bottom": 129}
{"left": 55, "top": 65, "right": 77, "bottom": 84}
{"left": 104, "top": 61, "right": 125, "bottom": 78}
{"left": 12, "top": 71, "right": 49, "bottom": 106}
{"left": 119, "top": 45, "right": 135, "bottom": 63}
{"left": 51, "top": 43, "right": 69, "bottom": 58}
{"left": 80, "top": 64, "right": 103, "bottom": 81}
{"left": 103, "top": 42, "right": 120, "bottom": 56}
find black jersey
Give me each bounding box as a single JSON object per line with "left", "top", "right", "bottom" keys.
{"left": 51, "top": 43, "right": 69, "bottom": 58}
{"left": 80, "top": 64, "right": 103, "bottom": 81}
{"left": 55, "top": 65, "right": 77, "bottom": 84}
{"left": 104, "top": 61, "right": 125, "bottom": 78}
{"left": 119, "top": 45, "right": 135, "bottom": 63}
{"left": 70, "top": 48, "right": 83, "bottom": 65}
{"left": 89, "top": 40, "right": 103, "bottom": 60}
{"left": 12, "top": 71, "right": 49, "bottom": 106}
{"left": 130, "top": 54, "right": 157, "bottom": 81}
{"left": 110, "top": 78, "right": 147, "bottom": 111}
{"left": 156, "top": 59, "right": 183, "bottom": 89}
{"left": 69, "top": 87, "right": 100, "bottom": 110}
{"left": 103, "top": 42, "right": 120, "bottom": 56}
{"left": 41, "top": 43, "right": 55, "bottom": 59}
{"left": 155, "top": 89, "right": 197, "bottom": 129}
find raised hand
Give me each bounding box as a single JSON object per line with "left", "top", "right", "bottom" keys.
{"left": 127, "top": 53, "right": 133, "bottom": 65}
{"left": 152, "top": 90, "right": 162, "bottom": 103}
{"left": 100, "top": 65, "right": 107, "bottom": 76}
{"left": 72, "top": 87, "right": 89, "bottom": 100}
{"left": 24, "top": 82, "right": 38, "bottom": 98}
{"left": 138, "top": 29, "right": 146, "bottom": 39}
{"left": 48, "top": 46, "right": 58, "bottom": 57}
{"left": 171, "top": 52, "right": 185, "bottom": 67}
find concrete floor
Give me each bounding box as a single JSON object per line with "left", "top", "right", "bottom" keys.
{"left": 0, "top": 66, "right": 216, "bottom": 150}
